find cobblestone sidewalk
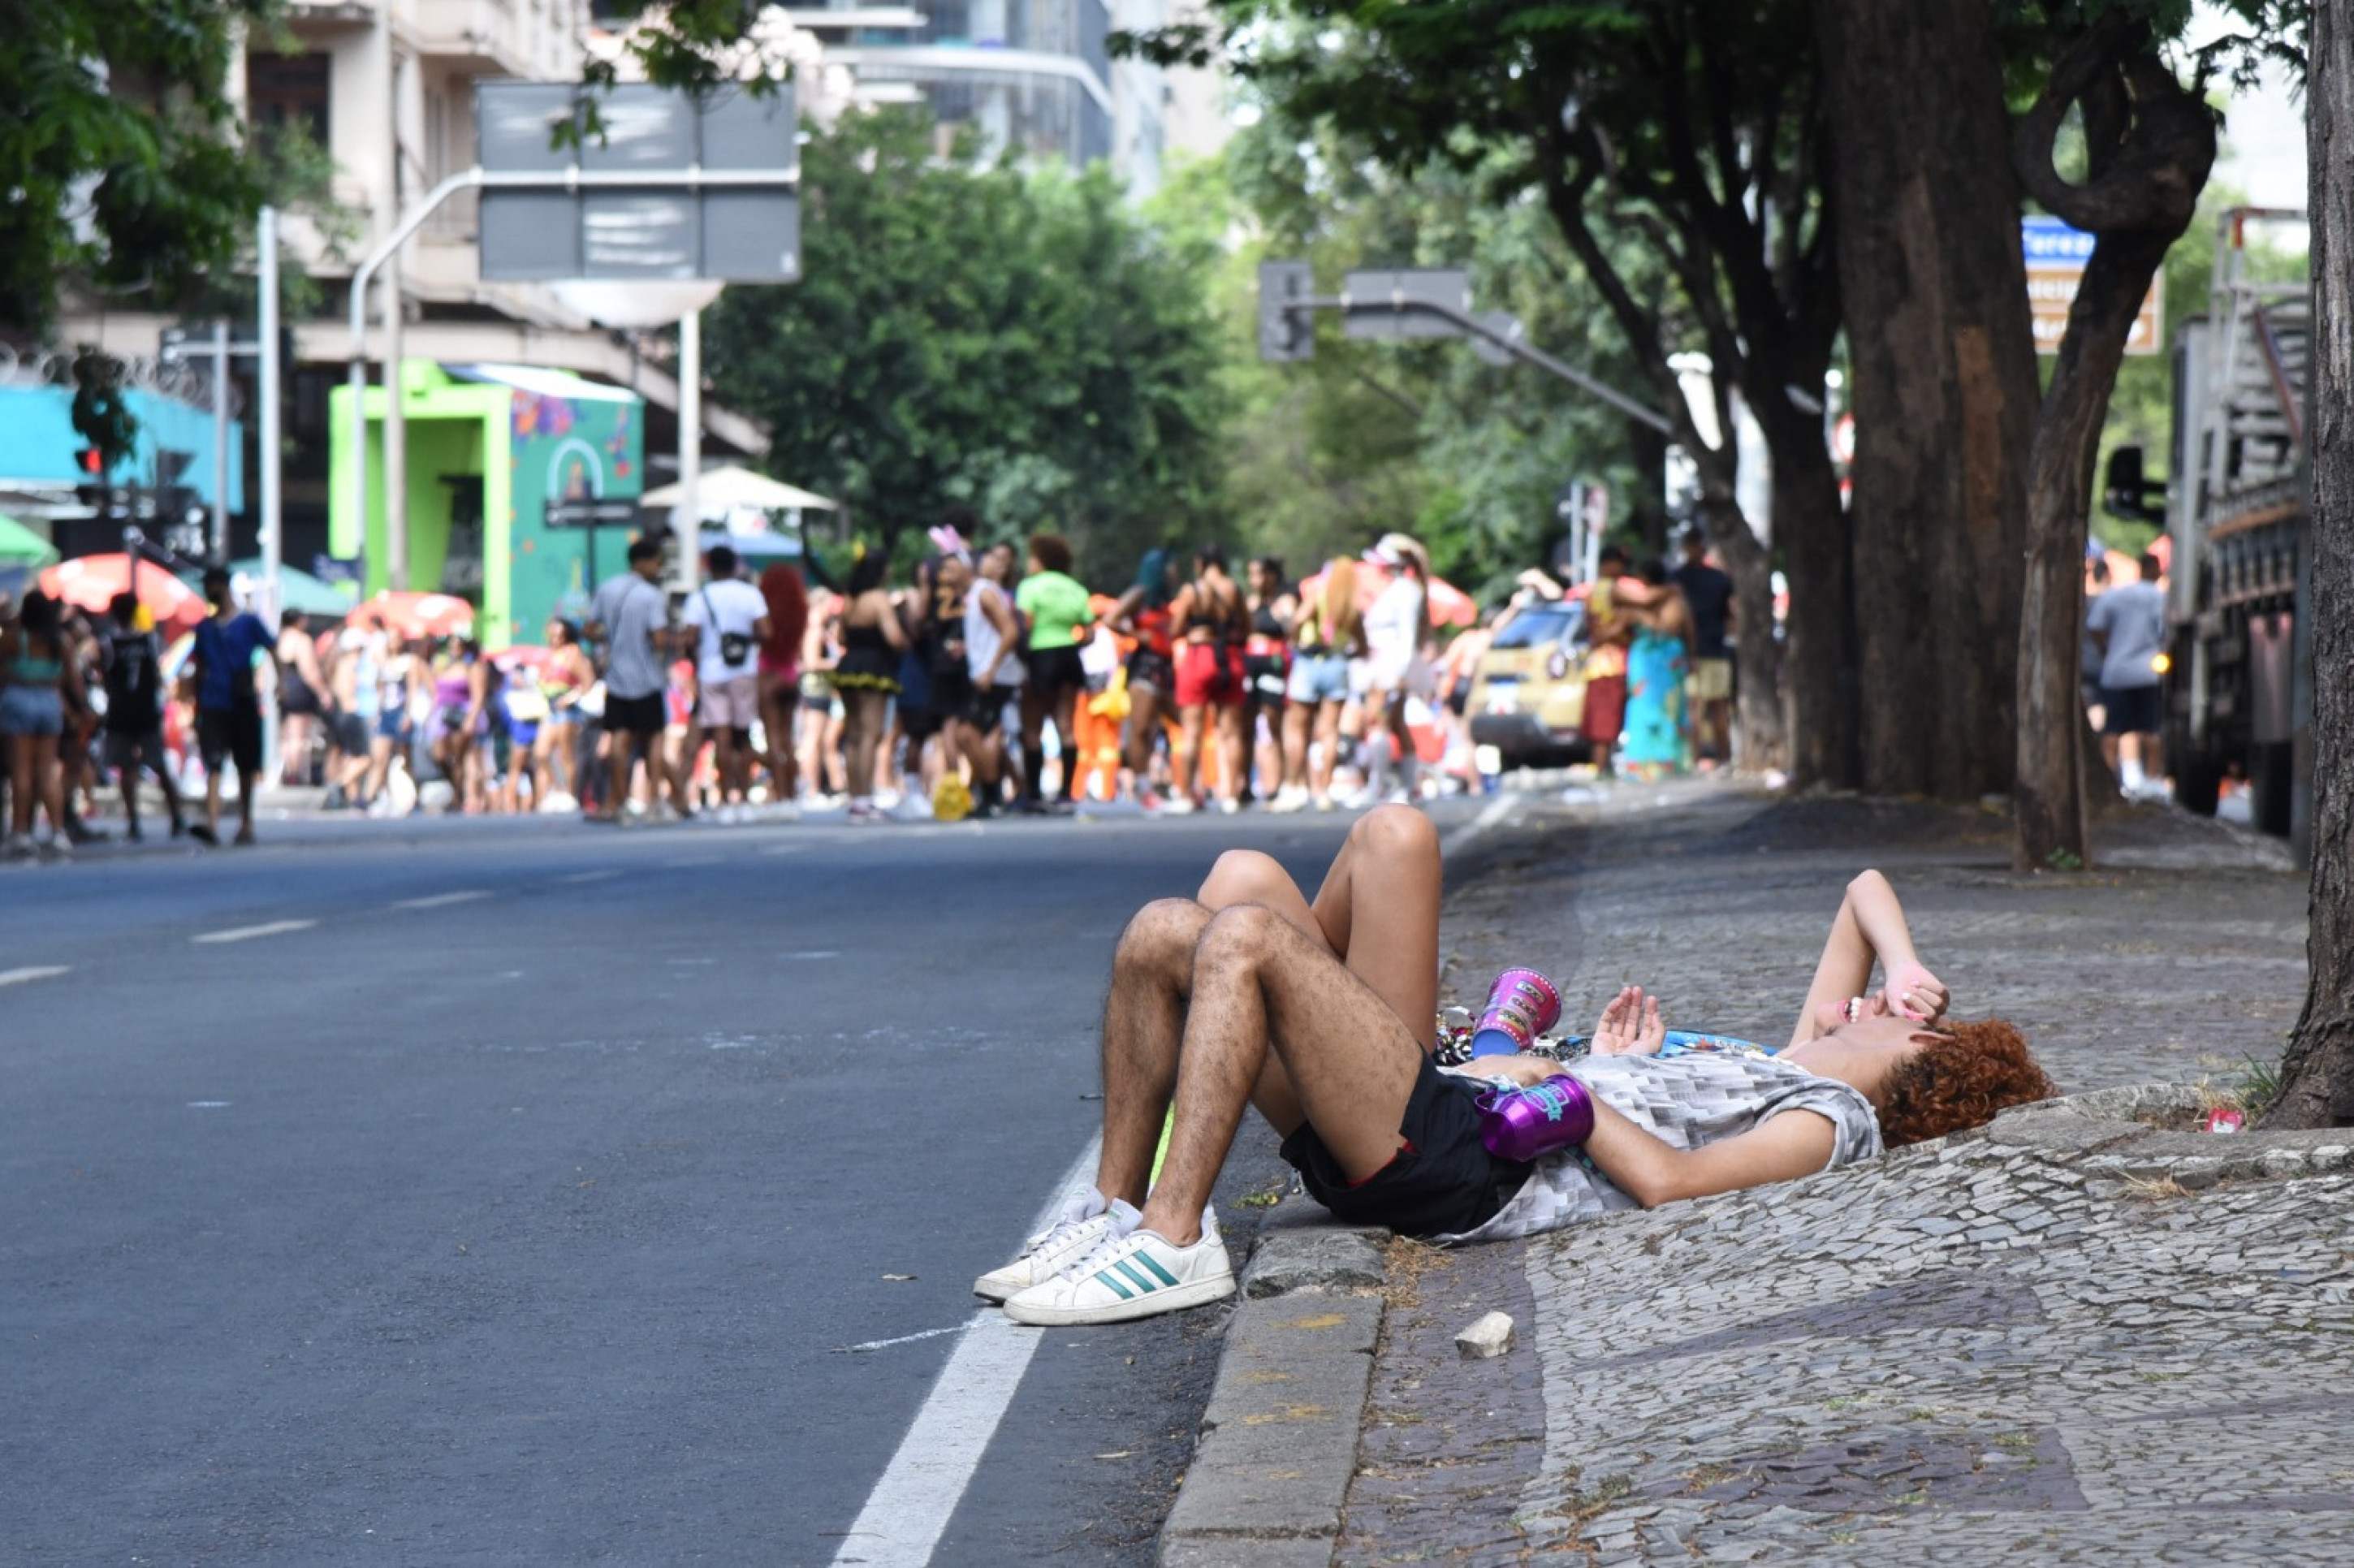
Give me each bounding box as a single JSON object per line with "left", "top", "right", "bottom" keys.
{"left": 1341, "top": 783, "right": 2343, "bottom": 1565}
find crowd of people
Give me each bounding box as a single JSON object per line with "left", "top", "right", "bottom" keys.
{"left": 567, "top": 524, "right": 1511, "bottom": 825}
{"left": 0, "top": 515, "right": 1776, "bottom": 854}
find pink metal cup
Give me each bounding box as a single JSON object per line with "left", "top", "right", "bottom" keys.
{"left": 1477, "top": 1073, "right": 1596, "bottom": 1162}
{"left": 1471, "top": 967, "right": 1561, "bottom": 1057}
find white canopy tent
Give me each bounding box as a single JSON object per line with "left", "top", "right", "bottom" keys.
{"left": 641, "top": 464, "right": 838, "bottom": 518}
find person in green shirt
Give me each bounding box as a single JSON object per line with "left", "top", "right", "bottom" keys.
{"left": 1014, "top": 533, "right": 1095, "bottom": 810}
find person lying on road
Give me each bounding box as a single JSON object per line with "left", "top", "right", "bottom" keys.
{"left": 976, "top": 810, "right": 2054, "bottom": 1326}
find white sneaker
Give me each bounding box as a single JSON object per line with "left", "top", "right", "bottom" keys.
{"left": 1163, "top": 797, "right": 1199, "bottom": 816}
{"left": 1002, "top": 1226, "right": 1236, "bottom": 1326}
{"left": 1268, "top": 787, "right": 1310, "bottom": 814}
{"left": 972, "top": 1190, "right": 1140, "bottom": 1303}
{"left": 1218, "top": 797, "right": 1242, "bottom": 815}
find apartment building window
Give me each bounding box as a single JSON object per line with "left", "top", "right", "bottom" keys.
{"left": 248, "top": 51, "right": 332, "bottom": 147}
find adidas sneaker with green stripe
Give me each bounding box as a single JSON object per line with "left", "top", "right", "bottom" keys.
{"left": 1001, "top": 1226, "right": 1235, "bottom": 1326}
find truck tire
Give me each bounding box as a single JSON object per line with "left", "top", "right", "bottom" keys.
{"left": 2250, "top": 741, "right": 2295, "bottom": 838}
{"left": 2174, "top": 745, "right": 2223, "bottom": 817}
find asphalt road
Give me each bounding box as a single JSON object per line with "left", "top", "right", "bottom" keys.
{"left": 1, "top": 801, "right": 1485, "bottom": 1565}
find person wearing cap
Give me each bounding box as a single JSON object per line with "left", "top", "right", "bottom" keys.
{"left": 1358, "top": 533, "right": 1432, "bottom": 804}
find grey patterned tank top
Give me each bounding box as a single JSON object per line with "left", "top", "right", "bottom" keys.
{"left": 1438, "top": 1052, "right": 1883, "bottom": 1243}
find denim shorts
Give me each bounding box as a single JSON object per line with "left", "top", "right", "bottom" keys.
{"left": 1287, "top": 651, "right": 1350, "bottom": 706}
{"left": 0, "top": 685, "right": 64, "bottom": 737}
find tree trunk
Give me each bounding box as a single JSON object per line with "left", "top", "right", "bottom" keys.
{"left": 1763, "top": 408, "right": 1857, "bottom": 790}
{"left": 2265, "top": 0, "right": 2354, "bottom": 1130}
{"left": 1814, "top": 0, "right": 2038, "bottom": 800}
{"left": 2013, "top": 232, "right": 2175, "bottom": 870}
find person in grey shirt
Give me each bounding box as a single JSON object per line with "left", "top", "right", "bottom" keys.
{"left": 586, "top": 537, "right": 686, "bottom": 823}
{"left": 2085, "top": 551, "right": 2168, "bottom": 798}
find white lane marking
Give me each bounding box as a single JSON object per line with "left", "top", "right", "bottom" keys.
{"left": 559, "top": 870, "right": 620, "bottom": 884}
{"left": 1440, "top": 793, "right": 1515, "bottom": 859}
{"left": 762, "top": 844, "right": 806, "bottom": 857}
{"left": 837, "top": 1323, "right": 976, "bottom": 1355}
{"left": 829, "top": 1134, "right": 1101, "bottom": 1568}
{"left": 0, "top": 965, "right": 70, "bottom": 988}
{"left": 785, "top": 950, "right": 839, "bottom": 961}
{"left": 391, "top": 889, "right": 492, "bottom": 911}
{"left": 192, "top": 919, "right": 317, "bottom": 945}
{"left": 188, "top": 1100, "right": 232, "bottom": 1109}
{"left": 667, "top": 855, "right": 722, "bottom": 869}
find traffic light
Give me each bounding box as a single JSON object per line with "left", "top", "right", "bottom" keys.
{"left": 1259, "top": 261, "right": 1314, "bottom": 363}
{"left": 73, "top": 445, "right": 106, "bottom": 509}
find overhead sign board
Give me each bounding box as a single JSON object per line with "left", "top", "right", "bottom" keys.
{"left": 477, "top": 83, "right": 800, "bottom": 283}
{"left": 1342, "top": 269, "right": 1471, "bottom": 341}
{"left": 2023, "top": 215, "right": 2162, "bottom": 356}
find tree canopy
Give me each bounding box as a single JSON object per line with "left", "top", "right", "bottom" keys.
{"left": 704, "top": 110, "right": 1230, "bottom": 581}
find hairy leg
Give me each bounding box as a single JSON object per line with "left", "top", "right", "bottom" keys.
{"left": 1095, "top": 898, "right": 1212, "bottom": 1207}
{"left": 1139, "top": 905, "right": 1425, "bottom": 1243}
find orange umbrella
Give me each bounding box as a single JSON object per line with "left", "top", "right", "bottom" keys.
{"left": 1298, "top": 559, "right": 1479, "bottom": 629}
{"left": 38, "top": 553, "right": 208, "bottom": 633}
{"left": 348, "top": 590, "right": 475, "bottom": 641}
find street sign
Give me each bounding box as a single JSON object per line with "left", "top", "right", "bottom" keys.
{"left": 1342, "top": 269, "right": 1471, "bottom": 341}
{"left": 477, "top": 83, "right": 801, "bottom": 283}
{"left": 2022, "top": 215, "right": 2163, "bottom": 356}
{"left": 545, "top": 499, "right": 642, "bottom": 529}
{"left": 1470, "top": 310, "right": 1523, "bottom": 367}
{"left": 1257, "top": 261, "right": 1313, "bottom": 362}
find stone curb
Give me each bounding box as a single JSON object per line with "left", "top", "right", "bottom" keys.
{"left": 1971, "top": 1081, "right": 2354, "bottom": 1189}
{"left": 1157, "top": 1212, "right": 1390, "bottom": 1567}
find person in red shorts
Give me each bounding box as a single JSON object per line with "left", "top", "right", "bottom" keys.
{"left": 1169, "top": 543, "right": 1250, "bottom": 814}
{"left": 1580, "top": 544, "right": 1634, "bottom": 775}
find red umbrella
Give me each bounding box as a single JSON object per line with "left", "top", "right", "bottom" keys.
{"left": 38, "top": 553, "right": 208, "bottom": 633}
{"left": 1298, "top": 559, "right": 1479, "bottom": 629}
{"left": 348, "top": 590, "right": 475, "bottom": 641}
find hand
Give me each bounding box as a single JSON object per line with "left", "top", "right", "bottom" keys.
{"left": 1880, "top": 960, "right": 1950, "bottom": 1023}
{"left": 1592, "top": 985, "right": 1665, "bottom": 1056}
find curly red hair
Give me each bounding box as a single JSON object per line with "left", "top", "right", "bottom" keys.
{"left": 1876, "top": 1019, "right": 2054, "bottom": 1147}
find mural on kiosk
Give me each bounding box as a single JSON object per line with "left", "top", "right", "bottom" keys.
{"left": 506, "top": 388, "right": 641, "bottom": 641}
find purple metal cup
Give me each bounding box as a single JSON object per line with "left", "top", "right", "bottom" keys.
{"left": 1471, "top": 967, "right": 1562, "bottom": 1057}
{"left": 1476, "top": 1073, "right": 1596, "bottom": 1163}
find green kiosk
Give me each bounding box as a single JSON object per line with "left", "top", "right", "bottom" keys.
{"left": 330, "top": 361, "right": 646, "bottom": 648}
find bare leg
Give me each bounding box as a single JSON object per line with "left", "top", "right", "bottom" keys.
{"left": 1089, "top": 806, "right": 1444, "bottom": 1207}
{"left": 1139, "top": 905, "right": 1425, "bottom": 1244}
{"left": 1214, "top": 704, "right": 1247, "bottom": 806}
{"left": 1281, "top": 700, "right": 1311, "bottom": 792}
{"left": 1176, "top": 703, "right": 1205, "bottom": 801}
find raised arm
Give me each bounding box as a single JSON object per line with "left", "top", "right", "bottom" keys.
{"left": 1788, "top": 870, "right": 1949, "bottom": 1048}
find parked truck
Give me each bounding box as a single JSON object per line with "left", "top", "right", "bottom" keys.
{"left": 2110, "top": 208, "right": 2311, "bottom": 853}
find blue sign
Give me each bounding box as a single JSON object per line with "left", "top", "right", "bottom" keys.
{"left": 2021, "top": 215, "right": 2097, "bottom": 268}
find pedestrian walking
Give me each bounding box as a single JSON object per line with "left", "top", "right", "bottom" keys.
{"left": 1, "top": 590, "right": 82, "bottom": 859}
{"left": 827, "top": 546, "right": 908, "bottom": 823}
{"left": 1669, "top": 529, "right": 1735, "bottom": 767}
{"left": 100, "top": 592, "right": 185, "bottom": 841}
{"left": 1104, "top": 547, "right": 1177, "bottom": 809}
{"left": 535, "top": 617, "right": 594, "bottom": 809}
{"left": 680, "top": 544, "right": 771, "bottom": 823}
{"left": 1243, "top": 556, "right": 1294, "bottom": 805}
{"left": 1169, "top": 542, "right": 1250, "bottom": 814}
{"left": 755, "top": 564, "right": 808, "bottom": 813}
{"left": 1617, "top": 559, "right": 1694, "bottom": 779}
{"left": 961, "top": 541, "right": 1026, "bottom": 816}
{"left": 586, "top": 536, "right": 685, "bottom": 824}
{"left": 2087, "top": 551, "right": 2168, "bottom": 799}
{"left": 1014, "top": 533, "right": 1093, "bottom": 812}
{"left": 187, "top": 568, "right": 274, "bottom": 846}
{"left": 1276, "top": 556, "right": 1362, "bottom": 813}
{"left": 275, "top": 611, "right": 328, "bottom": 787}
{"left": 1579, "top": 544, "right": 1635, "bottom": 779}
{"left": 1359, "top": 534, "right": 1433, "bottom": 804}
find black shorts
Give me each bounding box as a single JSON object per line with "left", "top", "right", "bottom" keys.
{"left": 2101, "top": 683, "right": 2162, "bottom": 736}
{"left": 1128, "top": 647, "right": 1175, "bottom": 696}
{"left": 605, "top": 690, "right": 667, "bottom": 741}
{"left": 968, "top": 683, "right": 1016, "bottom": 730}
{"left": 197, "top": 704, "right": 263, "bottom": 778}
{"left": 1024, "top": 645, "right": 1088, "bottom": 695}
{"left": 1279, "top": 1055, "right": 1529, "bottom": 1238}
{"left": 333, "top": 712, "right": 370, "bottom": 755}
